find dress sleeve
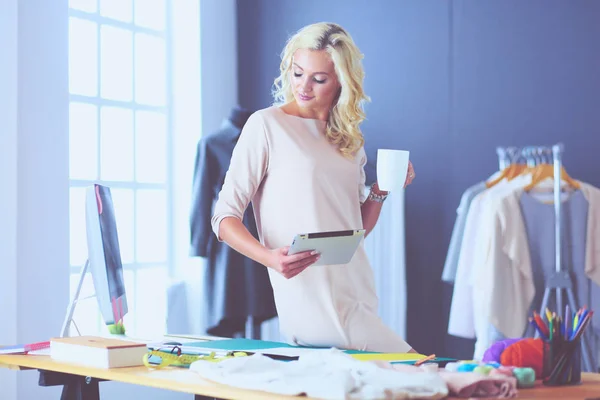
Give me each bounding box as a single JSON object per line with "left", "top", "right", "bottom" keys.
{"left": 211, "top": 112, "right": 270, "bottom": 241}
{"left": 358, "top": 147, "right": 368, "bottom": 204}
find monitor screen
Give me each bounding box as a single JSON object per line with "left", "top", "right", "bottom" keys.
{"left": 86, "top": 184, "right": 128, "bottom": 325}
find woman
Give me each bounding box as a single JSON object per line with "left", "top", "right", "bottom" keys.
{"left": 211, "top": 22, "right": 416, "bottom": 352}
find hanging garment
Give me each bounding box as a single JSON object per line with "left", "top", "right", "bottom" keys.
{"left": 442, "top": 181, "right": 487, "bottom": 283}
{"left": 190, "top": 107, "right": 277, "bottom": 336}
{"left": 447, "top": 174, "right": 532, "bottom": 340}
{"left": 518, "top": 189, "right": 599, "bottom": 369}
{"left": 473, "top": 183, "right": 600, "bottom": 362}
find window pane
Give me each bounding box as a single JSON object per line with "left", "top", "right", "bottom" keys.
{"left": 134, "top": 0, "right": 165, "bottom": 31}
{"left": 70, "top": 187, "right": 88, "bottom": 266}
{"left": 100, "top": 25, "right": 133, "bottom": 101}
{"left": 100, "top": 0, "right": 132, "bottom": 22}
{"left": 135, "top": 34, "right": 166, "bottom": 106}
{"left": 135, "top": 267, "right": 166, "bottom": 337}
{"left": 69, "top": 0, "right": 97, "bottom": 13}
{"left": 70, "top": 273, "right": 102, "bottom": 335}
{"left": 136, "top": 111, "right": 166, "bottom": 183}
{"left": 100, "top": 107, "right": 134, "bottom": 181}
{"left": 69, "top": 17, "right": 98, "bottom": 96}
{"left": 69, "top": 102, "right": 98, "bottom": 180}
{"left": 136, "top": 189, "right": 167, "bottom": 263}
{"left": 109, "top": 188, "right": 134, "bottom": 264}
{"left": 122, "top": 269, "right": 135, "bottom": 333}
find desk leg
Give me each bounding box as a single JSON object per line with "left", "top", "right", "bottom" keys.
{"left": 38, "top": 370, "right": 101, "bottom": 400}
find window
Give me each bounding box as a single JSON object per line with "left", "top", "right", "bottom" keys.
{"left": 68, "top": 0, "right": 174, "bottom": 338}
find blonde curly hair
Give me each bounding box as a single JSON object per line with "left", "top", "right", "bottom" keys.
{"left": 272, "top": 22, "right": 370, "bottom": 158}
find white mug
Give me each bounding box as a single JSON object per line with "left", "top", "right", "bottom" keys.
{"left": 377, "top": 149, "right": 410, "bottom": 192}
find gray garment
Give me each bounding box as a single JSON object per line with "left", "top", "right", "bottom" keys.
{"left": 442, "top": 181, "right": 487, "bottom": 282}
{"left": 189, "top": 112, "right": 277, "bottom": 336}
{"left": 518, "top": 190, "right": 598, "bottom": 370}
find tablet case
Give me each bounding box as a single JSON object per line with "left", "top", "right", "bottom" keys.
{"left": 288, "top": 229, "right": 365, "bottom": 266}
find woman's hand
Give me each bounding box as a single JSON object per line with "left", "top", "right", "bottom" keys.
{"left": 404, "top": 161, "right": 415, "bottom": 187}
{"left": 267, "top": 246, "right": 320, "bottom": 279}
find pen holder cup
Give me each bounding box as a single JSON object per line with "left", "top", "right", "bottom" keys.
{"left": 542, "top": 339, "right": 581, "bottom": 386}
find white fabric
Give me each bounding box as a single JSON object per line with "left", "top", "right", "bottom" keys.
{"left": 190, "top": 349, "right": 448, "bottom": 400}
{"left": 448, "top": 174, "right": 531, "bottom": 341}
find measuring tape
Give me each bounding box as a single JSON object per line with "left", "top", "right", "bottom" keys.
{"left": 143, "top": 348, "right": 249, "bottom": 369}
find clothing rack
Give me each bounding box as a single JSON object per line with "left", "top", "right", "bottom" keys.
{"left": 495, "top": 143, "right": 595, "bottom": 372}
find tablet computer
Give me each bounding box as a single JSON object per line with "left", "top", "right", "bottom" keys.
{"left": 287, "top": 229, "right": 365, "bottom": 266}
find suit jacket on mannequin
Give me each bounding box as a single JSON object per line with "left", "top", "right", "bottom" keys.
{"left": 189, "top": 106, "right": 277, "bottom": 337}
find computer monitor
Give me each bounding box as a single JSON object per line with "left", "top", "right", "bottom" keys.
{"left": 61, "top": 184, "right": 128, "bottom": 337}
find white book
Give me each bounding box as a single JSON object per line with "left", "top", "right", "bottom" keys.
{"left": 50, "top": 336, "right": 147, "bottom": 369}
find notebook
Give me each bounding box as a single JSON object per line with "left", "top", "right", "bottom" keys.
{"left": 0, "top": 341, "right": 50, "bottom": 355}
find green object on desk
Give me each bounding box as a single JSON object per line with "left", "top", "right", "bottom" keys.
{"left": 107, "top": 322, "right": 126, "bottom": 335}
{"left": 513, "top": 367, "right": 536, "bottom": 388}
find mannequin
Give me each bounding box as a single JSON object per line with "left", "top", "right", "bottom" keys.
{"left": 189, "top": 106, "right": 277, "bottom": 338}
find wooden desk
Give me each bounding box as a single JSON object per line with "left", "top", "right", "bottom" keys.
{"left": 0, "top": 354, "right": 298, "bottom": 400}
{"left": 1, "top": 353, "right": 599, "bottom": 399}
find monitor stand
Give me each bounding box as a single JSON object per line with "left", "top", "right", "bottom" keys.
{"left": 60, "top": 259, "right": 94, "bottom": 338}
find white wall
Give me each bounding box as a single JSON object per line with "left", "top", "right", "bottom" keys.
{"left": 15, "top": 0, "right": 70, "bottom": 398}
{"left": 0, "top": 0, "right": 19, "bottom": 398}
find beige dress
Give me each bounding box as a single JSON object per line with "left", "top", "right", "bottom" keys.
{"left": 211, "top": 105, "right": 411, "bottom": 352}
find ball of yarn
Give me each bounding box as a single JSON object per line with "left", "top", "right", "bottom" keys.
{"left": 513, "top": 367, "right": 536, "bottom": 388}
{"left": 457, "top": 363, "right": 478, "bottom": 372}
{"left": 473, "top": 365, "right": 493, "bottom": 375}
{"left": 500, "top": 338, "right": 543, "bottom": 378}
{"left": 482, "top": 338, "right": 523, "bottom": 363}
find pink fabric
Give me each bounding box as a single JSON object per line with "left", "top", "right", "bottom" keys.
{"left": 439, "top": 372, "right": 517, "bottom": 398}
{"left": 384, "top": 363, "right": 518, "bottom": 398}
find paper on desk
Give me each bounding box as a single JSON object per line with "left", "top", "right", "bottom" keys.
{"left": 245, "top": 347, "right": 329, "bottom": 357}
{"left": 349, "top": 353, "right": 426, "bottom": 363}
{"left": 27, "top": 348, "right": 51, "bottom": 356}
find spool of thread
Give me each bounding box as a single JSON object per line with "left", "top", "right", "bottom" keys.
{"left": 500, "top": 338, "right": 544, "bottom": 378}
{"left": 457, "top": 363, "right": 478, "bottom": 372}
{"left": 419, "top": 363, "right": 439, "bottom": 373}
{"left": 473, "top": 365, "right": 494, "bottom": 375}
{"left": 513, "top": 367, "right": 536, "bottom": 388}
{"left": 445, "top": 362, "right": 460, "bottom": 372}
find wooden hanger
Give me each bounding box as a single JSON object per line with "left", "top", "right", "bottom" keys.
{"left": 524, "top": 163, "right": 580, "bottom": 192}
{"left": 486, "top": 163, "right": 527, "bottom": 188}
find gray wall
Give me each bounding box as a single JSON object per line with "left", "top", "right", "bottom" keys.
{"left": 236, "top": 0, "right": 600, "bottom": 358}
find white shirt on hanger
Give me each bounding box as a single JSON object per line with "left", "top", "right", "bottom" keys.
{"left": 447, "top": 174, "right": 531, "bottom": 346}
